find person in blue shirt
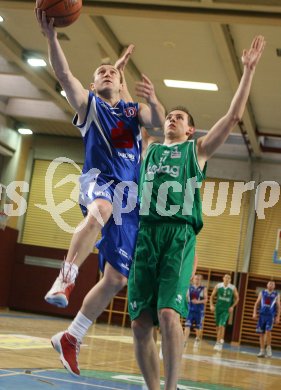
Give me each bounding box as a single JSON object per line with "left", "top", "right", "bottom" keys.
{"left": 253, "top": 281, "right": 280, "bottom": 358}
{"left": 184, "top": 274, "right": 208, "bottom": 348}
{"left": 36, "top": 9, "right": 165, "bottom": 376}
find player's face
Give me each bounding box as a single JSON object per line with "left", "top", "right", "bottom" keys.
{"left": 267, "top": 281, "right": 275, "bottom": 291}
{"left": 193, "top": 275, "right": 201, "bottom": 286}
{"left": 91, "top": 65, "right": 121, "bottom": 94}
{"left": 223, "top": 274, "right": 231, "bottom": 285}
{"left": 164, "top": 110, "right": 194, "bottom": 140}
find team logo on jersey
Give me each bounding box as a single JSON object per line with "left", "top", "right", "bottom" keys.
{"left": 176, "top": 294, "right": 183, "bottom": 304}
{"left": 119, "top": 248, "right": 130, "bottom": 259}
{"left": 124, "top": 107, "right": 137, "bottom": 118}
{"left": 120, "top": 262, "right": 130, "bottom": 271}
{"left": 130, "top": 301, "right": 137, "bottom": 311}
{"left": 111, "top": 121, "right": 134, "bottom": 148}
{"left": 171, "top": 147, "right": 181, "bottom": 159}
{"left": 147, "top": 163, "right": 180, "bottom": 178}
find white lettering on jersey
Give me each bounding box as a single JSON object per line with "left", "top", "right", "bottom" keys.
{"left": 118, "top": 151, "right": 135, "bottom": 161}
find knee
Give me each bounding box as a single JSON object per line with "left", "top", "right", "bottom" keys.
{"left": 104, "top": 268, "right": 127, "bottom": 291}
{"left": 159, "top": 308, "right": 179, "bottom": 328}
{"left": 132, "top": 319, "right": 152, "bottom": 341}
{"left": 87, "top": 201, "right": 112, "bottom": 228}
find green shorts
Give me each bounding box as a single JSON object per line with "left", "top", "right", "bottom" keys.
{"left": 215, "top": 310, "right": 230, "bottom": 327}
{"left": 128, "top": 222, "right": 196, "bottom": 325}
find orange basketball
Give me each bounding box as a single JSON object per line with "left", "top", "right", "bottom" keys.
{"left": 36, "top": 0, "right": 82, "bottom": 28}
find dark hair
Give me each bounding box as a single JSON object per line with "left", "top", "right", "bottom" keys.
{"left": 169, "top": 106, "right": 195, "bottom": 127}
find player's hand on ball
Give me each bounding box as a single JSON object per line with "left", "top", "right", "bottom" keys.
{"left": 36, "top": 9, "right": 56, "bottom": 39}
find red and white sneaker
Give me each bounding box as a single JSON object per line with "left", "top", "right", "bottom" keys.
{"left": 51, "top": 331, "right": 81, "bottom": 376}
{"left": 44, "top": 277, "right": 74, "bottom": 308}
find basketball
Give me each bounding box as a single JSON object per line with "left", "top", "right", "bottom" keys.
{"left": 36, "top": 0, "right": 82, "bottom": 28}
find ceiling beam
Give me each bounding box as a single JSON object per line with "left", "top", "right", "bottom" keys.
{"left": 210, "top": 23, "right": 260, "bottom": 156}
{"left": 0, "top": 75, "right": 50, "bottom": 99}
{"left": 87, "top": 15, "right": 166, "bottom": 109}
{"left": 1, "top": 1, "right": 281, "bottom": 26}
{"left": 5, "top": 98, "right": 71, "bottom": 121}
{"left": 0, "top": 25, "right": 73, "bottom": 118}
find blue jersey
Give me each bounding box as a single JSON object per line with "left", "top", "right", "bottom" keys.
{"left": 260, "top": 290, "right": 278, "bottom": 316}
{"left": 74, "top": 92, "right": 142, "bottom": 185}
{"left": 188, "top": 285, "right": 205, "bottom": 313}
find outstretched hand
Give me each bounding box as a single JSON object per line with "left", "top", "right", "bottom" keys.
{"left": 136, "top": 74, "right": 158, "bottom": 105}
{"left": 35, "top": 8, "right": 56, "bottom": 39}
{"left": 242, "top": 35, "right": 265, "bottom": 70}
{"left": 114, "top": 44, "right": 135, "bottom": 72}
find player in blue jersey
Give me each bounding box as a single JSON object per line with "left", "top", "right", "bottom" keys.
{"left": 36, "top": 10, "right": 165, "bottom": 376}
{"left": 184, "top": 274, "right": 207, "bottom": 348}
{"left": 253, "top": 281, "right": 280, "bottom": 358}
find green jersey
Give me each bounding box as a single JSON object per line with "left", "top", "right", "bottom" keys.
{"left": 139, "top": 140, "right": 206, "bottom": 234}
{"left": 216, "top": 282, "right": 235, "bottom": 312}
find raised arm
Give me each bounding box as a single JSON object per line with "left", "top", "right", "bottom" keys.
{"left": 253, "top": 291, "right": 262, "bottom": 319}
{"left": 35, "top": 9, "right": 88, "bottom": 119}
{"left": 197, "top": 35, "right": 265, "bottom": 168}
{"left": 229, "top": 287, "right": 239, "bottom": 313}
{"left": 114, "top": 44, "right": 135, "bottom": 103}
{"left": 136, "top": 74, "right": 165, "bottom": 129}
{"left": 141, "top": 127, "right": 162, "bottom": 157}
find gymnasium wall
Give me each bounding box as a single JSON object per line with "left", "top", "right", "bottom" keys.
{"left": 196, "top": 178, "right": 250, "bottom": 272}
{"left": 0, "top": 226, "right": 18, "bottom": 306}
{"left": 250, "top": 199, "right": 281, "bottom": 277}
{"left": 1, "top": 134, "right": 281, "bottom": 346}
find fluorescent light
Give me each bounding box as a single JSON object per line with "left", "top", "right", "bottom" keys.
{"left": 164, "top": 79, "right": 218, "bottom": 91}
{"left": 60, "top": 90, "right": 67, "bottom": 98}
{"left": 18, "top": 128, "right": 33, "bottom": 135}
{"left": 27, "top": 58, "right": 47, "bottom": 67}
{"left": 0, "top": 16, "right": 4, "bottom": 23}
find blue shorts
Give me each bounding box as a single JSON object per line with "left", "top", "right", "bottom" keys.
{"left": 79, "top": 172, "right": 139, "bottom": 278}
{"left": 79, "top": 171, "right": 138, "bottom": 221}
{"left": 185, "top": 311, "right": 204, "bottom": 329}
{"left": 256, "top": 314, "right": 274, "bottom": 334}
{"left": 96, "top": 210, "right": 139, "bottom": 278}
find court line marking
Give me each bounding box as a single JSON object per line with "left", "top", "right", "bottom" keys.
{"left": 0, "top": 370, "right": 130, "bottom": 389}
{"left": 183, "top": 353, "right": 281, "bottom": 376}
{"left": 0, "top": 372, "right": 22, "bottom": 378}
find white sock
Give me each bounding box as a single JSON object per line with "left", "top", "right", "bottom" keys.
{"left": 60, "top": 262, "right": 78, "bottom": 283}
{"left": 68, "top": 311, "right": 92, "bottom": 342}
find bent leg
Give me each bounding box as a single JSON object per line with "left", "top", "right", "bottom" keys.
{"left": 81, "top": 262, "right": 127, "bottom": 321}
{"left": 66, "top": 198, "right": 112, "bottom": 267}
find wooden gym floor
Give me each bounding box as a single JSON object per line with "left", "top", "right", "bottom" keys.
{"left": 0, "top": 309, "right": 280, "bottom": 389}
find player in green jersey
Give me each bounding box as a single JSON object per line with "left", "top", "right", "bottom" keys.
{"left": 128, "top": 35, "right": 265, "bottom": 390}
{"left": 210, "top": 274, "right": 239, "bottom": 351}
